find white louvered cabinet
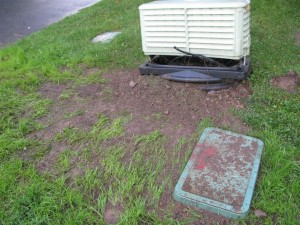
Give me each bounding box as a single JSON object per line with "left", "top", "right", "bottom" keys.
{"left": 139, "top": 0, "right": 251, "bottom": 60}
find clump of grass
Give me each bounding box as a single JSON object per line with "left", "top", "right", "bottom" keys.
{"left": 89, "top": 114, "right": 130, "bottom": 142}
{"left": 0, "top": 158, "right": 102, "bottom": 224}
{"left": 55, "top": 127, "right": 86, "bottom": 145}
{"left": 64, "top": 109, "right": 85, "bottom": 119}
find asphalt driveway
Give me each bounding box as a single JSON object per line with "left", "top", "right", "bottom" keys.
{"left": 0, "top": 0, "right": 100, "bottom": 47}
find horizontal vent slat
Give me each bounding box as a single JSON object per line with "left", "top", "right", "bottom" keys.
{"left": 142, "top": 9, "right": 184, "bottom": 15}
{"left": 189, "top": 38, "right": 234, "bottom": 45}
{"left": 188, "top": 21, "right": 234, "bottom": 27}
{"left": 145, "top": 32, "right": 186, "bottom": 37}
{"left": 189, "top": 43, "right": 234, "bottom": 50}
{"left": 146, "top": 43, "right": 186, "bottom": 48}
{"left": 144, "top": 21, "right": 185, "bottom": 26}
{"left": 187, "top": 9, "right": 236, "bottom": 15}
{"left": 143, "top": 15, "right": 185, "bottom": 21}
{"left": 146, "top": 37, "right": 186, "bottom": 42}
{"left": 189, "top": 48, "right": 234, "bottom": 55}
{"left": 145, "top": 27, "right": 186, "bottom": 32}
{"left": 187, "top": 15, "right": 235, "bottom": 21}
{"left": 189, "top": 32, "right": 234, "bottom": 39}
{"left": 189, "top": 27, "right": 234, "bottom": 33}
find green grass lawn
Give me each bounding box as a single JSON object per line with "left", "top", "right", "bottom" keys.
{"left": 0, "top": 0, "right": 299, "bottom": 224}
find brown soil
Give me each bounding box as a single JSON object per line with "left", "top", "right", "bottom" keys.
{"left": 31, "top": 69, "right": 252, "bottom": 224}
{"left": 296, "top": 32, "right": 300, "bottom": 45}
{"left": 104, "top": 202, "right": 123, "bottom": 225}
{"left": 270, "top": 71, "right": 300, "bottom": 93}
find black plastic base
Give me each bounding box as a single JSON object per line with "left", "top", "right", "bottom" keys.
{"left": 139, "top": 56, "right": 251, "bottom": 81}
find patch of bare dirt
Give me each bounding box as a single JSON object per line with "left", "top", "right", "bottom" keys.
{"left": 270, "top": 71, "right": 300, "bottom": 93}
{"left": 39, "top": 83, "right": 68, "bottom": 100}
{"left": 214, "top": 111, "right": 249, "bottom": 134}
{"left": 30, "top": 69, "right": 253, "bottom": 224}
{"left": 33, "top": 82, "right": 113, "bottom": 141}
{"left": 77, "top": 84, "right": 102, "bottom": 98}
{"left": 296, "top": 32, "right": 300, "bottom": 45}
{"left": 36, "top": 70, "right": 250, "bottom": 143}
{"left": 104, "top": 202, "right": 123, "bottom": 225}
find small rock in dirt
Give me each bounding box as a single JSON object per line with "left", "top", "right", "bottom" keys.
{"left": 236, "top": 104, "right": 244, "bottom": 109}
{"left": 166, "top": 84, "right": 171, "bottom": 89}
{"left": 129, "top": 81, "right": 137, "bottom": 88}
{"left": 237, "top": 86, "right": 249, "bottom": 96}
{"left": 254, "top": 209, "right": 267, "bottom": 218}
{"left": 207, "top": 90, "right": 216, "bottom": 95}
{"left": 164, "top": 110, "right": 169, "bottom": 115}
{"left": 218, "top": 95, "right": 223, "bottom": 101}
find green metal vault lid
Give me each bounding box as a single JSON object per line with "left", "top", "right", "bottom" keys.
{"left": 174, "top": 128, "right": 264, "bottom": 218}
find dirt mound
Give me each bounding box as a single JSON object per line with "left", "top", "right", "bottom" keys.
{"left": 104, "top": 70, "right": 250, "bottom": 137}
{"left": 270, "top": 71, "right": 300, "bottom": 93}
